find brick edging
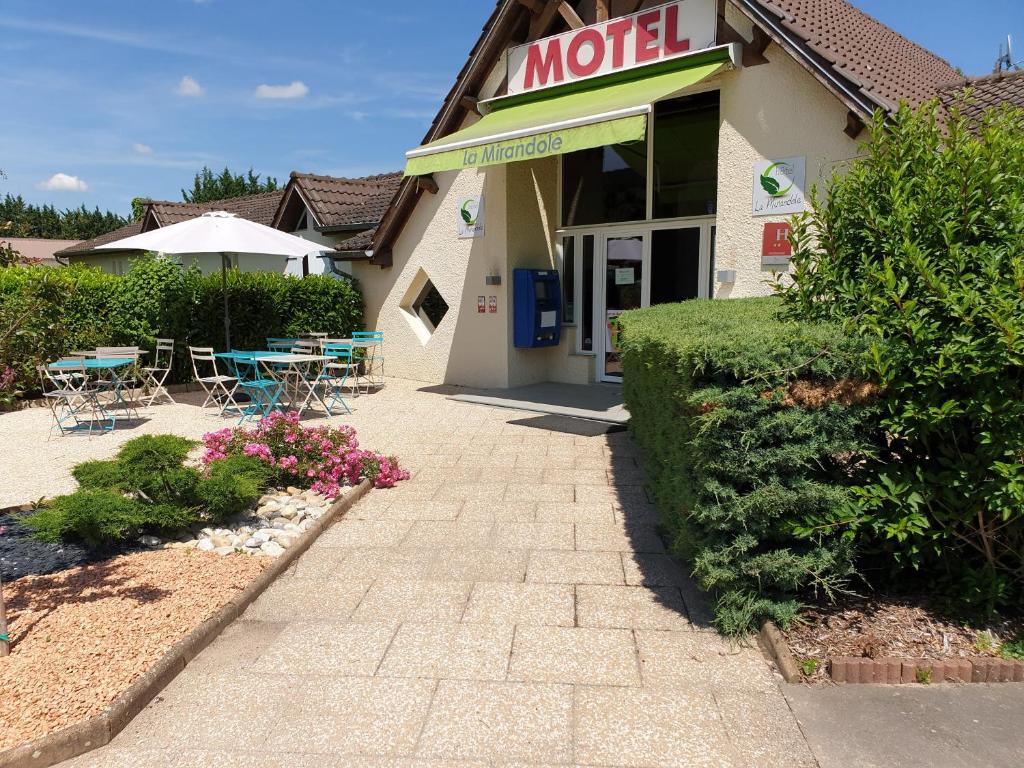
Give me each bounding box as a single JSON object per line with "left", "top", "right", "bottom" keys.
{"left": 831, "top": 655, "right": 1024, "bottom": 684}
{"left": 0, "top": 479, "right": 371, "bottom": 768}
{"left": 758, "top": 621, "right": 802, "bottom": 683}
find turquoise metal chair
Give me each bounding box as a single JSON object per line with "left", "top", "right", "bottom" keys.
{"left": 351, "top": 331, "right": 384, "bottom": 390}
{"left": 320, "top": 342, "right": 356, "bottom": 415}
{"left": 224, "top": 352, "right": 284, "bottom": 423}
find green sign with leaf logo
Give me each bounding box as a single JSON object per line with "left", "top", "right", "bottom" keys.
{"left": 753, "top": 156, "right": 806, "bottom": 217}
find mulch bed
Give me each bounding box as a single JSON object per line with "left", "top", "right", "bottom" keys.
{"left": 783, "top": 596, "right": 1024, "bottom": 683}
{"left": 0, "top": 510, "right": 119, "bottom": 582}
{"left": 0, "top": 549, "right": 267, "bottom": 750}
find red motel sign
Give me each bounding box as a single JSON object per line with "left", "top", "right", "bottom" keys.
{"left": 508, "top": 0, "right": 717, "bottom": 96}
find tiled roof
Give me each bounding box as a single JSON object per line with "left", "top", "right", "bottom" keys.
{"left": 333, "top": 227, "right": 376, "bottom": 254}
{"left": 55, "top": 220, "right": 145, "bottom": 257}
{"left": 747, "top": 0, "right": 960, "bottom": 110}
{"left": 288, "top": 172, "right": 402, "bottom": 228}
{"left": 938, "top": 69, "right": 1024, "bottom": 123}
{"left": 150, "top": 189, "right": 285, "bottom": 227}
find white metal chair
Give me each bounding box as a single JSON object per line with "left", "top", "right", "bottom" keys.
{"left": 37, "top": 363, "right": 115, "bottom": 437}
{"left": 141, "top": 338, "right": 175, "bottom": 407}
{"left": 95, "top": 346, "right": 141, "bottom": 420}
{"left": 189, "top": 346, "right": 239, "bottom": 416}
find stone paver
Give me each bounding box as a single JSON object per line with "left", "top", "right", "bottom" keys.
{"left": 56, "top": 379, "right": 815, "bottom": 767}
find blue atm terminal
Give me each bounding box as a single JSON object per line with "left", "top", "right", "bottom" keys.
{"left": 513, "top": 268, "right": 562, "bottom": 348}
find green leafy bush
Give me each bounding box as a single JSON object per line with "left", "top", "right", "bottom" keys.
{"left": 196, "top": 454, "right": 273, "bottom": 523}
{"left": 0, "top": 255, "right": 363, "bottom": 396}
{"left": 779, "top": 101, "right": 1024, "bottom": 615}
{"left": 619, "top": 297, "right": 884, "bottom": 635}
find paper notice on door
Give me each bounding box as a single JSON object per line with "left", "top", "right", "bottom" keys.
{"left": 614, "top": 267, "right": 635, "bottom": 285}
{"left": 540, "top": 310, "right": 557, "bottom": 328}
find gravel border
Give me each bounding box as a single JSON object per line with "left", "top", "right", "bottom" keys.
{"left": 0, "top": 478, "right": 371, "bottom": 768}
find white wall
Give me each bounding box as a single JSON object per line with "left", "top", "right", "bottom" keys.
{"left": 715, "top": 39, "right": 861, "bottom": 297}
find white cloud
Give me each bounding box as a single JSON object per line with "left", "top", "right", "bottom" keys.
{"left": 38, "top": 173, "right": 88, "bottom": 192}
{"left": 255, "top": 80, "right": 309, "bottom": 99}
{"left": 175, "top": 75, "right": 204, "bottom": 97}
{"left": 132, "top": 142, "right": 153, "bottom": 155}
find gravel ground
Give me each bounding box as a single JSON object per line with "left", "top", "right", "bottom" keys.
{"left": 0, "top": 390, "right": 337, "bottom": 508}
{"left": 0, "top": 511, "right": 132, "bottom": 582}
{"left": 0, "top": 549, "right": 267, "bottom": 750}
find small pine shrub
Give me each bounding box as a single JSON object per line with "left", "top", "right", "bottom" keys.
{"left": 116, "top": 435, "right": 200, "bottom": 505}
{"left": 24, "top": 489, "right": 149, "bottom": 549}
{"left": 72, "top": 460, "right": 128, "bottom": 490}
{"left": 197, "top": 455, "right": 273, "bottom": 524}
{"left": 1000, "top": 637, "right": 1024, "bottom": 661}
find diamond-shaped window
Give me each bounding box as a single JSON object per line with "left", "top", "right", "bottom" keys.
{"left": 400, "top": 268, "right": 450, "bottom": 344}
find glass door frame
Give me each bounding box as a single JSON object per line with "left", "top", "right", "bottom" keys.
{"left": 558, "top": 217, "right": 716, "bottom": 382}
{"left": 596, "top": 229, "right": 649, "bottom": 382}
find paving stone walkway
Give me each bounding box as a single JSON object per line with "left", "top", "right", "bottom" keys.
{"left": 64, "top": 379, "right": 816, "bottom": 768}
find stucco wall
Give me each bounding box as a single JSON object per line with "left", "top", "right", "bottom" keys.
{"left": 354, "top": 164, "right": 511, "bottom": 387}
{"left": 715, "top": 41, "right": 861, "bottom": 298}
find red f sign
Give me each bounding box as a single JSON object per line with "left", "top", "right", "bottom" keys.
{"left": 762, "top": 222, "right": 793, "bottom": 257}
{"left": 507, "top": 0, "right": 717, "bottom": 96}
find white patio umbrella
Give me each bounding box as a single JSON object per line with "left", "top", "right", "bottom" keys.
{"left": 96, "top": 211, "right": 326, "bottom": 348}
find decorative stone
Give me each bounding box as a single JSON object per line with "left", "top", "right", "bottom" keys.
{"left": 275, "top": 534, "right": 299, "bottom": 549}
{"left": 213, "top": 546, "right": 235, "bottom": 556}
{"left": 210, "top": 535, "right": 233, "bottom": 548}
{"left": 287, "top": 486, "right": 302, "bottom": 496}
{"left": 197, "top": 539, "right": 216, "bottom": 552}
{"left": 244, "top": 537, "right": 262, "bottom": 548}
{"left": 260, "top": 541, "right": 285, "bottom": 557}
{"left": 139, "top": 535, "right": 161, "bottom": 548}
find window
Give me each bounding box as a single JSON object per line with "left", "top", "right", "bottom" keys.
{"left": 652, "top": 92, "right": 720, "bottom": 219}
{"left": 400, "top": 268, "right": 449, "bottom": 344}
{"left": 650, "top": 228, "right": 701, "bottom": 306}
{"left": 561, "top": 141, "right": 647, "bottom": 227}
{"left": 559, "top": 91, "right": 720, "bottom": 226}
{"left": 561, "top": 236, "right": 576, "bottom": 324}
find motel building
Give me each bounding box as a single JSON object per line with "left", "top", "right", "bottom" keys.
{"left": 342, "top": 0, "right": 985, "bottom": 390}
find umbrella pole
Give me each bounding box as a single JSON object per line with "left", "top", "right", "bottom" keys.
{"left": 0, "top": 575, "right": 9, "bottom": 656}
{"left": 222, "top": 253, "right": 231, "bottom": 350}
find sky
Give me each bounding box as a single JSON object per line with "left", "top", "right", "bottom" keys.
{"left": 1, "top": 0, "right": 1020, "bottom": 217}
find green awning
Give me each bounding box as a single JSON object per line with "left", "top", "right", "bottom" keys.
{"left": 404, "top": 50, "right": 732, "bottom": 177}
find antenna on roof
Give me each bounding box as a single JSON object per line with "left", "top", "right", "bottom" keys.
{"left": 994, "top": 35, "right": 1021, "bottom": 73}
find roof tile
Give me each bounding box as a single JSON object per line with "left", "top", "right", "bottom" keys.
{"left": 289, "top": 172, "right": 402, "bottom": 228}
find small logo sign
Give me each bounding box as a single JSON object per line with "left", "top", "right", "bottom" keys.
{"left": 477, "top": 296, "right": 486, "bottom": 314}
{"left": 488, "top": 296, "right": 498, "bottom": 314}
{"left": 457, "top": 196, "right": 485, "bottom": 238}
{"left": 753, "top": 156, "right": 806, "bottom": 217}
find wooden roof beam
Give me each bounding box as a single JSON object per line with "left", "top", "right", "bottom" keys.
{"left": 595, "top": 0, "right": 609, "bottom": 22}
{"left": 529, "top": 1, "right": 565, "bottom": 40}
{"left": 557, "top": 2, "right": 585, "bottom": 29}
{"left": 516, "top": 0, "right": 545, "bottom": 13}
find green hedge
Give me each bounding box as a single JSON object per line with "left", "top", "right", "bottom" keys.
{"left": 619, "top": 297, "right": 885, "bottom": 635}
{"left": 0, "top": 257, "right": 363, "bottom": 395}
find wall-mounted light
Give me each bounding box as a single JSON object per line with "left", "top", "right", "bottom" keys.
{"left": 716, "top": 270, "right": 737, "bottom": 284}
{"left": 485, "top": 272, "right": 502, "bottom": 286}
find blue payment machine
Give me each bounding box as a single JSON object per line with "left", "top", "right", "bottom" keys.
{"left": 513, "top": 268, "right": 562, "bottom": 348}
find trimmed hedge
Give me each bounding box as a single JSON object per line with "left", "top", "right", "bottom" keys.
{"left": 0, "top": 257, "right": 363, "bottom": 395}
{"left": 619, "top": 297, "right": 885, "bottom": 635}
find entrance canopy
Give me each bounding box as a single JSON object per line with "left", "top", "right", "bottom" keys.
{"left": 404, "top": 45, "right": 736, "bottom": 177}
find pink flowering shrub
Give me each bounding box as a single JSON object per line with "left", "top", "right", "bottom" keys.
{"left": 201, "top": 411, "right": 409, "bottom": 497}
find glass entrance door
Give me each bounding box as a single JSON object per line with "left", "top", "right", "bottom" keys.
{"left": 598, "top": 234, "right": 646, "bottom": 381}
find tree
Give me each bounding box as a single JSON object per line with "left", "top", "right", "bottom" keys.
{"left": 0, "top": 194, "right": 129, "bottom": 241}
{"left": 181, "top": 167, "right": 279, "bottom": 204}
{"left": 779, "top": 100, "right": 1024, "bottom": 614}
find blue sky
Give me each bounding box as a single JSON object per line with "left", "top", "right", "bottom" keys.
{"left": 1, "top": 0, "right": 1020, "bottom": 217}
